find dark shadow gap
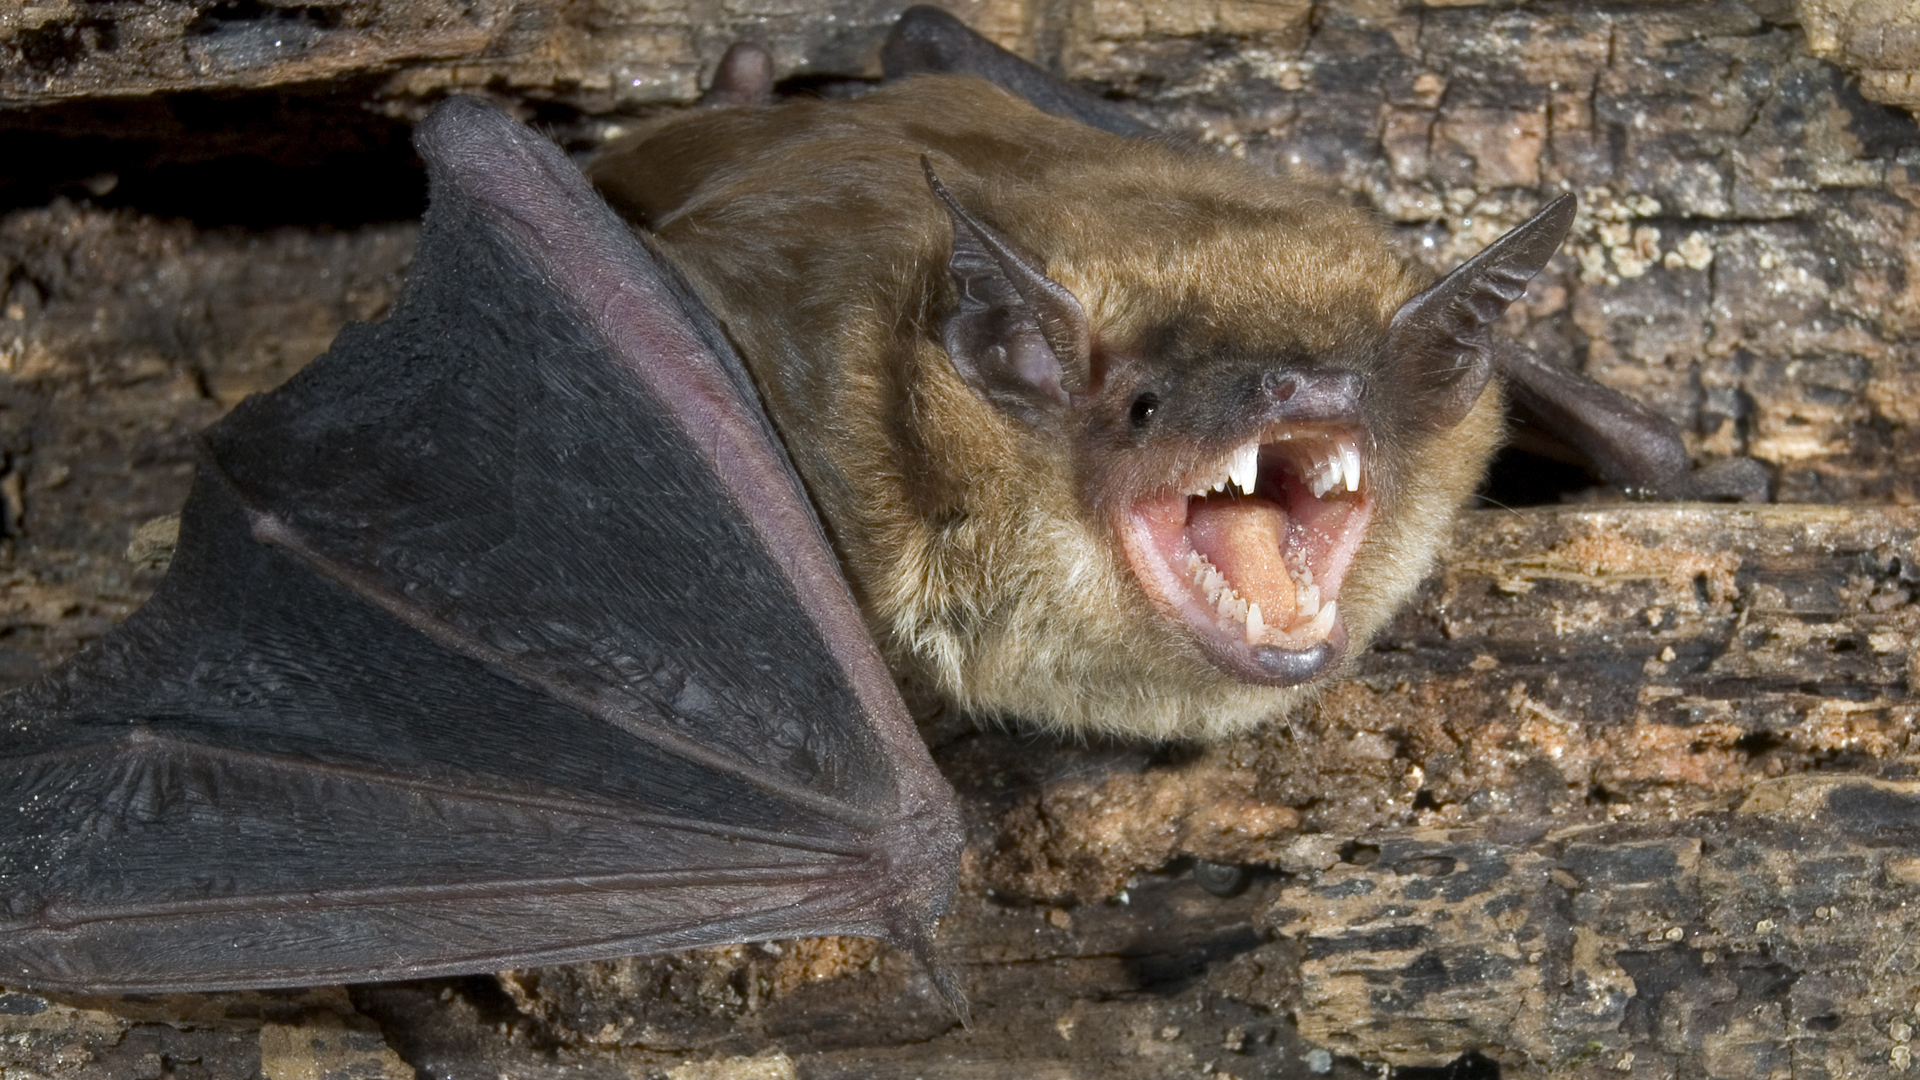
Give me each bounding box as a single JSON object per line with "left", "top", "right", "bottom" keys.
{"left": 0, "top": 82, "right": 426, "bottom": 227}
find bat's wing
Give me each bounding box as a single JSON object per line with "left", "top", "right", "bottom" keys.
{"left": 883, "top": 7, "right": 1770, "bottom": 502}
{"left": 1495, "top": 342, "right": 1770, "bottom": 500}
{"left": 0, "top": 98, "right": 963, "bottom": 997}
{"left": 882, "top": 6, "right": 1149, "bottom": 137}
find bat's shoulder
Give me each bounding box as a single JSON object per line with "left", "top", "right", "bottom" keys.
{"left": 587, "top": 75, "right": 1118, "bottom": 222}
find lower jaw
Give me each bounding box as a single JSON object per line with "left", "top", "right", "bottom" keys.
{"left": 1195, "top": 621, "right": 1347, "bottom": 687}
{"left": 1115, "top": 502, "right": 1358, "bottom": 688}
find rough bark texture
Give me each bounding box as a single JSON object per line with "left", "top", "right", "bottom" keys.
{"left": 4, "top": 1, "right": 1920, "bottom": 1078}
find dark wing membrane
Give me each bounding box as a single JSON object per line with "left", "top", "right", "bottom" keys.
{"left": 882, "top": 6, "right": 1150, "bottom": 138}
{"left": 0, "top": 98, "right": 961, "bottom": 993}
{"left": 1496, "top": 341, "right": 1772, "bottom": 501}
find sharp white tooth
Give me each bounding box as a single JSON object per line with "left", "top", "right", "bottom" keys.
{"left": 1305, "top": 599, "right": 1337, "bottom": 638}
{"left": 1212, "top": 478, "right": 1226, "bottom": 494}
{"left": 1341, "top": 442, "right": 1362, "bottom": 492}
{"left": 1228, "top": 443, "right": 1260, "bottom": 494}
{"left": 1217, "top": 592, "right": 1236, "bottom": 620}
{"left": 1297, "top": 582, "right": 1320, "bottom": 618}
{"left": 1246, "top": 602, "right": 1265, "bottom": 642}
{"left": 1325, "top": 450, "right": 1344, "bottom": 492}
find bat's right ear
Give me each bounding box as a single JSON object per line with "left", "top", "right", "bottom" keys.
{"left": 1386, "top": 193, "right": 1576, "bottom": 431}
{"left": 923, "top": 157, "right": 1091, "bottom": 427}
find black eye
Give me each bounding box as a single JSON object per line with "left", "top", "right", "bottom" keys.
{"left": 1129, "top": 393, "right": 1161, "bottom": 428}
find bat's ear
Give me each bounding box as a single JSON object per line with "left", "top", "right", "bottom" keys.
{"left": 924, "top": 157, "right": 1092, "bottom": 426}
{"left": 1386, "top": 193, "right": 1576, "bottom": 430}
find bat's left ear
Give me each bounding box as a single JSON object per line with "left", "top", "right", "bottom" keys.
{"left": 1386, "top": 193, "right": 1576, "bottom": 431}
{"left": 923, "top": 157, "right": 1092, "bottom": 427}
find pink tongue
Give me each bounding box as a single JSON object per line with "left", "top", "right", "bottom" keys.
{"left": 1187, "top": 499, "right": 1297, "bottom": 618}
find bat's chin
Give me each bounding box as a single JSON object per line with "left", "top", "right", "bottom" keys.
{"left": 1116, "top": 429, "right": 1373, "bottom": 687}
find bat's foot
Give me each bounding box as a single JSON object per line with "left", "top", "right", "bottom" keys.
{"left": 701, "top": 42, "right": 774, "bottom": 108}
{"left": 1683, "top": 456, "right": 1773, "bottom": 503}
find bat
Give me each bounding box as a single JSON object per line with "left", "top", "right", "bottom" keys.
{"left": 586, "top": 6, "right": 1768, "bottom": 741}
{"left": 0, "top": 95, "right": 961, "bottom": 1000}
{"left": 0, "top": 7, "right": 1759, "bottom": 996}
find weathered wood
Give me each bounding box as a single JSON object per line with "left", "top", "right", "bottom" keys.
{"left": 1798, "top": 0, "right": 1920, "bottom": 114}
{"left": 1272, "top": 777, "right": 1920, "bottom": 1078}
{"left": 8, "top": 499, "right": 1917, "bottom": 1078}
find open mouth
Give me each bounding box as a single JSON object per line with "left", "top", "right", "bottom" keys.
{"left": 1116, "top": 427, "right": 1373, "bottom": 686}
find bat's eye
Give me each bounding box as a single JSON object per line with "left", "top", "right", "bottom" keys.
{"left": 1129, "top": 393, "right": 1161, "bottom": 428}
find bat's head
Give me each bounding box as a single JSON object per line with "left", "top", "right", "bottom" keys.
{"left": 925, "top": 158, "right": 1574, "bottom": 706}
{"left": 601, "top": 75, "right": 1576, "bottom": 738}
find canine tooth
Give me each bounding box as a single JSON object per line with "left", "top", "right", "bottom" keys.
{"left": 1305, "top": 599, "right": 1337, "bottom": 638}
{"left": 1228, "top": 443, "right": 1260, "bottom": 494}
{"left": 1246, "top": 602, "right": 1265, "bottom": 642}
{"left": 1341, "top": 442, "right": 1362, "bottom": 492}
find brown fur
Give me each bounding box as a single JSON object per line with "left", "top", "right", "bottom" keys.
{"left": 588, "top": 76, "right": 1503, "bottom": 739}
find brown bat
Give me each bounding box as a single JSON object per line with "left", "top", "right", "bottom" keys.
{"left": 0, "top": 9, "right": 1759, "bottom": 996}
{"left": 588, "top": 12, "right": 1757, "bottom": 740}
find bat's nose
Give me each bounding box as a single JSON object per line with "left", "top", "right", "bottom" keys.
{"left": 1258, "top": 369, "right": 1364, "bottom": 425}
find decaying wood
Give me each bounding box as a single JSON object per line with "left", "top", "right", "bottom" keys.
{"left": 1798, "top": 0, "right": 1920, "bottom": 114}
{"left": 3, "top": 0, "right": 1920, "bottom": 1077}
